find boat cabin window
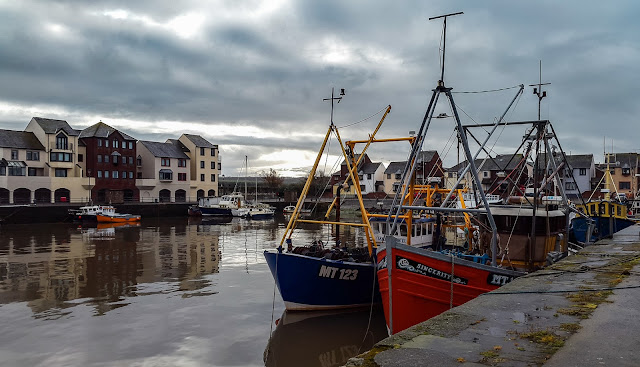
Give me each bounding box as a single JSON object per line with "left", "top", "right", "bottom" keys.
{"left": 617, "top": 205, "right": 622, "bottom": 217}
{"left": 400, "top": 224, "right": 407, "bottom": 237}
{"left": 428, "top": 223, "right": 432, "bottom": 235}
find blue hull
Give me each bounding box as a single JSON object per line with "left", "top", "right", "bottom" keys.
{"left": 199, "top": 207, "right": 232, "bottom": 216}
{"left": 264, "top": 250, "right": 380, "bottom": 310}
{"left": 571, "top": 216, "right": 636, "bottom": 243}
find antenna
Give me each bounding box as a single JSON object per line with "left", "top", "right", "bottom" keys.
{"left": 529, "top": 60, "right": 550, "bottom": 120}
{"left": 429, "top": 11, "right": 463, "bottom": 85}
{"left": 323, "top": 87, "right": 346, "bottom": 126}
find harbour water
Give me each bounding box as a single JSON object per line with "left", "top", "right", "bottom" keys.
{"left": 0, "top": 216, "right": 386, "bottom": 367}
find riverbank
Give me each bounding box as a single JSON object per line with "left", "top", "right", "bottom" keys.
{"left": 345, "top": 224, "right": 640, "bottom": 366}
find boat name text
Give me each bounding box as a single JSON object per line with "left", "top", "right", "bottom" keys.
{"left": 487, "top": 273, "right": 516, "bottom": 286}
{"left": 318, "top": 265, "right": 358, "bottom": 280}
{"left": 396, "top": 256, "right": 468, "bottom": 285}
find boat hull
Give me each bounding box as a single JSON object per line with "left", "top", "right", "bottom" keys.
{"left": 377, "top": 237, "right": 523, "bottom": 333}
{"left": 199, "top": 207, "right": 232, "bottom": 216}
{"left": 96, "top": 214, "right": 141, "bottom": 223}
{"left": 571, "top": 216, "right": 636, "bottom": 243}
{"left": 264, "top": 250, "right": 380, "bottom": 310}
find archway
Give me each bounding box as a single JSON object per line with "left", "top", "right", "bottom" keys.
{"left": 208, "top": 189, "right": 216, "bottom": 196}
{"left": 54, "top": 188, "right": 70, "bottom": 203}
{"left": 175, "top": 189, "right": 186, "bottom": 202}
{"left": 123, "top": 189, "right": 134, "bottom": 202}
{"left": 0, "top": 188, "right": 10, "bottom": 204}
{"left": 197, "top": 189, "right": 205, "bottom": 199}
{"left": 35, "top": 188, "right": 51, "bottom": 203}
{"left": 13, "top": 188, "right": 31, "bottom": 204}
{"left": 159, "top": 189, "right": 171, "bottom": 203}
{"left": 97, "top": 189, "right": 107, "bottom": 204}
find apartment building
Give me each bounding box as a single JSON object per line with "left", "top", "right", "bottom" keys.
{"left": 137, "top": 140, "right": 191, "bottom": 202}
{"left": 178, "top": 134, "right": 219, "bottom": 199}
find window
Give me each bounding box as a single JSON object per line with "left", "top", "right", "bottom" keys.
{"left": 122, "top": 156, "right": 127, "bottom": 164}
{"left": 97, "top": 171, "right": 102, "bottom": 178}
{"left": 112, "top": 171, "right": 118, "bottom": 178}
{"left": 55, "top": 168, "right": 67, "bottom": 177}
{"left": 137, "top": 155, "right": 142, "bottom": 166}
{"left": 120, "top": 171, "right": 125, "bottom": 179}
{"left": 26, "top": 151, "right": 40, "bottom": 161}
{"left": 565, "top": 182, "right": 577, "bottom": 190}
{"left": 8, "top": 165, "right": 25, "bottom": 176}
{"left": 178, "top": 173, "right": 187, "bottom": 181}
{"left": 78, "top": 154, "right": 83, "bottom": 162}
{"left": 448, "top": 172, "right": 454, "bottom": 178}
{"left": 178, "top": 159, "right": 186, "bottom": 167}
{"left": 211, "top": 148, "right": 215, "bottom": 156}
{"left": 128, "top": 142, "right": 133, "bottom": 149}
{"left": 579, "top": 168, "right": 586, "bottom": 176}
{"left": 622, "top": 168, "right": 631, "bottom": 176}
{"left": 104, "top": 171, "right": 109, "bottom": 178}
{"left": 200, "top": 147, "right": 205, "bottom": 156}
{"left": 200, "top": 161, "right": 205, "bottom": 169}
{"left": 105, "top": 140, "right": 109, "bottom": 148}
{"left": 620, "top": 182, "right": 631, "bottom": 190}
{"left": 98, "top": 139, "right": 102, "bottom": 147}
{"left": 387, "top": 174, "right": 391, "bottom": 179}
{"left": 104, "top": 155, "right": 109, "bottom": 163}
{"left": 11, "top": 150, "right": 18, "bottom": 159}
{"left": 97, "top": 155, "right": 102, "bottom": 163}
{"left": 395, "top": 173, "right": 401, "bottom": 179}
{"left": 137, "top": 172, "right": 142, "bottom": 179}
{"left": 28, "top": 167, "right": 37, "bottom": 176}
{"left": 159, "top": 170, "right": 173, "bottom": 180}
{"left": 211, "top": 174, "right": 215, "bottom": 182}
{"left": 200, "top": 174, "right": 205, "bottom": 182}
{"left": 483, "top": 171, "right": 489, "bottom": 178}
{"left": 113, "top": 140, "right": 119, "bottom": 148}
{"left": 50, "top": 152, "right": 72, "bottom": 162}
{"left": 358, "top": 174, "right": 363, "bottom": 180}
{"left": 161, "top": 158, "right": 171, "bottom": 166}
{"left": 218, "top": 163, "right": 221, "bottom": 170}
{"left": 129, "top": 156, "right": 133, "bottom": 165}
{"left": 0, "top": 167, "right": 4, "bottom": 176}
{"left": 129, "top": 171, "right": 133, "bottom": 179}
{"left": 211, "top": 161, "right": 215, "bottom": 169}
{"left": 360, "top": 185, "right": 366, "bottom": 191}
{"left": 367, "top": 174, "right": 372, "bottom": 179}
{"left": 56, "top": 133, "right": 68, "bottom": 149}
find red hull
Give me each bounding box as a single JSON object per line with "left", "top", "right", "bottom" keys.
{"left": 377, "top": 245, "right": 522, "bottom": 333}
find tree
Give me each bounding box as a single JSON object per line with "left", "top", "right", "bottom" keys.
{"left": 261, "top": 168, "right": 284, "bottom": 193}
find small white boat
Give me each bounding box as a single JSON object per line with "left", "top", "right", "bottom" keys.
{"left": 69, "top": 205, "right": 116, "bottom": 221}
{"left": 283, "top": 205, "right": 312, "bottom": 215}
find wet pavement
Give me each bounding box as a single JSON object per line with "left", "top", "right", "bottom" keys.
{"left": 346, "top": 224, "right": 640, "bottom": 366}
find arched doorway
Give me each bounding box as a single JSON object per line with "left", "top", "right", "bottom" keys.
{"left": 13, "top": 188, "right": 31, "bottom": 204}
{"left": 54, "top": 188, "right": 70, "bottom": 203}
{"left": 124, "top": 189, "right": 134, "bottom": 202}
{"left": 197, "top": 189, "right": 205, "bottom": 199}
{"left": 175, "top": 189, "right": 186, "bottom": 202}
{"left": 35, "top": 188, "right": 51, "bottom": 203}
{"left": 0, "top": 188, "right": 9, "bottom": 204}
{"left": 208, "top": 189, "right": 216, "bottom": 196}
{"left": 159, "top": 189, "right": 171, "bottom": 202}
{"left": 97, "top": 189, "right": 107, "bottom": 203}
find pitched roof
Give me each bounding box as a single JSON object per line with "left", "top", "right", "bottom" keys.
{"left": 565, "top": 154, "right": 593, "bottom": 169}
{"left": 182, "top": 134, "right": 216, "bottom": 148}
{"left": 79, "top": 121, "right": 136, "bottom": 140}
{"left": 608, "top": 153, "right": 640, "bottom": 168}
{"left": 166, "top": 139, "right": 191, "bottom": 153}
{"left": 384, "top": 161, "right": 406, "bottom": 174}
{"left": 32, "top": 117, "right": 79, "bottom": 136}
{"left": 140, "top": 140, "right": 190, "bottom": 159}
{"left": 0, "top": 129, "right": 45, "bottom": 150}
{"left": 447, "top": 154, "right": 524, "bottom": 173}
{"left": 359, "top": 162, "right": 382, "bottom": 175}
{"left": 417, "top": 150, "right": 438, "bottom": 163}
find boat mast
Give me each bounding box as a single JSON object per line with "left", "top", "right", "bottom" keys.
{"left": 245, "top": 155, "right": 248, "bottom": 204}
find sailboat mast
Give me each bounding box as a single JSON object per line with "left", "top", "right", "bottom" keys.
{"left": 245, "top": 155, "right": 248, "bottom": 202}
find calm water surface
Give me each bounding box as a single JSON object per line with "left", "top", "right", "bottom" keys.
{"left": 0, "top": 216, "right": 387, "bottom": 367}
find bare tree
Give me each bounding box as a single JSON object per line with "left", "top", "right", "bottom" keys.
{"left": 261, "top": 168, "right": 284, "bottom": 193}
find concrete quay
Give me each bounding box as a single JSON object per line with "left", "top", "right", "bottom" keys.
{"left": 345, "top": 224, "right": 640, "bottom": 367}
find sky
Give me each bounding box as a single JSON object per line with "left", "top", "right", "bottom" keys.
{"left": 1, "top": 1, "right": 639, "bottom": 177}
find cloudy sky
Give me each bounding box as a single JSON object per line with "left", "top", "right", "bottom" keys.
{"left": 1, "top": 1, "right": 638, "bottom": 177}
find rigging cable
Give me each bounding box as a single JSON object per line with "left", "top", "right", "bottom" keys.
{"left": 452, "top": 85, "right": 523, "bottom": 94}
{"left": 337, "top": 105, "right": 389, "bottom": 129}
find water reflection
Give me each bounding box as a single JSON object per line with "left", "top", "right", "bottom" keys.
{"left": 0, "top": 219, "right": 222, "bottom": 315}
{"left": 264, "top": 308, "right": 388, "bottom": 367}
{"left": 0, "top": 216, "right": 387, "bottom": 366}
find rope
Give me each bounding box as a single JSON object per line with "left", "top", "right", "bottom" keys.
{"left": 452, "top": 85, "right": 523, "bottom": 94}
{"left": 337, "top": 105, "right": 388, "bottom": 129}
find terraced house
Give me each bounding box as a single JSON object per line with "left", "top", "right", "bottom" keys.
{"left": 136, "top": 140, "right": 191, "bottom": 202}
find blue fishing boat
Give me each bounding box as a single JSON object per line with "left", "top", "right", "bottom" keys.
{"left": 571, "top": 155, "right": 636, "bottom": 243}
{"left": 264, "top": 90, "right": 391, "bottom": 311}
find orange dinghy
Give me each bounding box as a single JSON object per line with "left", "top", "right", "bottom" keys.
{"left": 96, "top": 213, "right": 141, "bottom": 223}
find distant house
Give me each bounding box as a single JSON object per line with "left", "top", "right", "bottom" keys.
{"left": 447, "top": 154, "right": 529, "bottom": 195}
{"left": 596, "top": 153, "right": 640, "bottom": 199}
{"left": 330, "top": 154, "right": 385, "bottom": 197}
{"left": 383, "top": 161, "right": 406, "bottom": 195}
{"left": 178, "top": 134, "right": 219, "bottom": 199}
{"left": 563, "top": 154, "right": 595, "bottom": 199}
{"left": 79, "top": 121, "right": 138, "bottom": 203}
{"left": 0, "top": 129, "right": 47, "bottom": 203}
{"left": 415, "top": 150, "right": 444, "bottom": 186}
{"left": 137, "top": 140, "right": 191, "bottom": 202}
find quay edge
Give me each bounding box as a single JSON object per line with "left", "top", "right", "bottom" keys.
{"left": 344, "top": 224, "right": 640, "bottom": 367}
